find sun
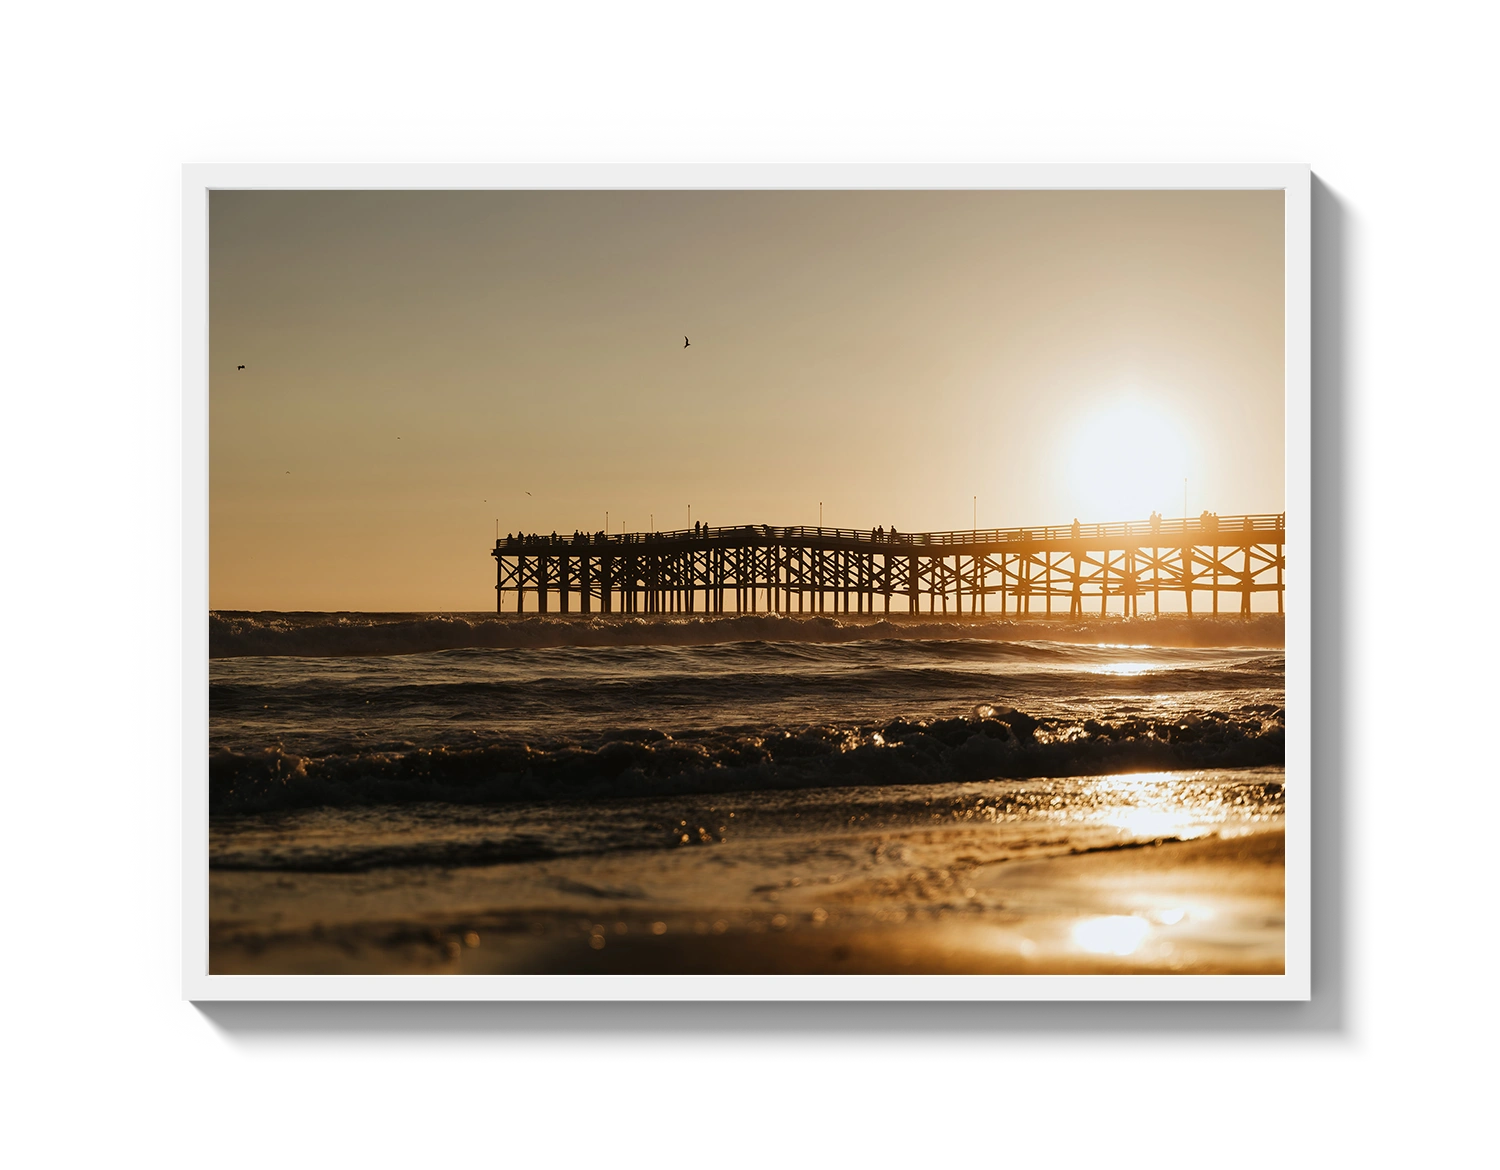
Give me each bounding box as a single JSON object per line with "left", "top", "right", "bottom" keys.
{"left": 1058, "top": 395, "right": 1194, "bottom": 523}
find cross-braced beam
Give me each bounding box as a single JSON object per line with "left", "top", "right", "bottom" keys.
{"left": 492, "top": 515, "right": 1286, "bottom": 617}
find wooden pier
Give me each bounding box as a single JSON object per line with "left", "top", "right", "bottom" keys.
{"left": 491, "top": 513, "right": 1285, "bottom": 617}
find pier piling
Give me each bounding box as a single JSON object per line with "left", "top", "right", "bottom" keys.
{"left": 492, "top": 515, "right": 1287, "bottom": 618}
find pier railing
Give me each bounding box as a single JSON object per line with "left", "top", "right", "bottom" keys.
{"left": 499, "top": 513, "right": 1286, "bottom": 550}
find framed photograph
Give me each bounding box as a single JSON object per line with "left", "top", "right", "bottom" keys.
{"left": 184, "top": 164, "right": 1310, "bottom": 1000}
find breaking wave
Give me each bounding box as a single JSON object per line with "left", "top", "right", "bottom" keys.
{"left": 209, "top": 704, "right": 1284, "bottom": 815}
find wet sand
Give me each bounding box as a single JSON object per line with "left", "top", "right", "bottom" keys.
{"left": 210, "top": 827, "right": 1283, "bottom": 976}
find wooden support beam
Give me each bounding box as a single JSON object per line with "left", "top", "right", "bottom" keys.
{"left": 490, "top": 514, "right": 1286, "bottom": 624}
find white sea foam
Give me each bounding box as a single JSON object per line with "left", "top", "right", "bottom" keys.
{"left": 209, "top": 705, "right": 1285, "bottom": 816}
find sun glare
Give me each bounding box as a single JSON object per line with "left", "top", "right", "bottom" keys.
{"left": 1089, "top": 661, "right": 1159, "bottom": 676}
{"left": 1072, "top": 915, "right": 1150, "bottom": 956}
{"left": 1060, "top": 395, "right": 1194, "bottom": 523}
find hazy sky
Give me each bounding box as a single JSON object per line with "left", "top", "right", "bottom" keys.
{"left": 210, "top": 189, "right": 1284, "bottom": 611}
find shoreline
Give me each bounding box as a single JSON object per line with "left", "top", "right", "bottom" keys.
{"left": 210, "top": 827, "right": 1285, "bottom": 976}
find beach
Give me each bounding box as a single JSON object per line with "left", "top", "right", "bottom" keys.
{"left": 211, "top": 811, "right": 1283, "bottom": 976}
{"left": 208, "top": 612, "right": 1285, "bottom": 975}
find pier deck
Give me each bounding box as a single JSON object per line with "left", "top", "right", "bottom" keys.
{"left": 492, "top": 513, "right": 1286, "bottom": 617}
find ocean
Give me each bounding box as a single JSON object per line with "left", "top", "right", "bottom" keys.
{"left": 208, "top": 612, "right": 1286, "bottom": 974}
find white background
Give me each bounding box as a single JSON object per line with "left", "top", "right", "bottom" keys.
{"left": 3, "top": 2, "right": 1495, "bottom": 1166}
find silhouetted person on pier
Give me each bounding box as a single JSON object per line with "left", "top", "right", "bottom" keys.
{"left": 1071, "top": 518, "right": 1081, "bottom": 539}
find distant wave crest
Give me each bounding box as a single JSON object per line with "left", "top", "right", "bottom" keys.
{"left": 209, "top": 705, "right": 1285, "bottom": 815}
{"left": 210, "top": 611, "right": 1285, "bottom": 658}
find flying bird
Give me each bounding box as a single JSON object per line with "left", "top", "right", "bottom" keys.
{"left": 237, "top": 365, "right": 245, "bottom": 370}
{"left": 526, "top": 491, "right": 532, "bottom": 496}
{"left": 683, "top": 336, "right": 690, "bottom": 348}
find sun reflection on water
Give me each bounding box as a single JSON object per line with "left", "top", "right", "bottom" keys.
{"left": 1072, "top": 915, "right": 1150, "bottom": 955}
{"left": 1106, "top": 806, "right": 1209, "bottom": 840}
{"left": 1088, "top": 661, "right": 1160, "bottom": 676}
{"left": 1078, "top": 772, "right": 1243, "bottom": 841}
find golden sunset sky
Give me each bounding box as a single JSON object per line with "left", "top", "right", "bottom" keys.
{"left": 210, "top": 189, "right": 1284, "bottom": 610}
